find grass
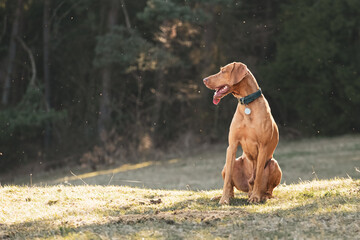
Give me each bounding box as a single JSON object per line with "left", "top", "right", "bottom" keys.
{"left": 5, "top": 135, "right": 360, "bottom": 189}
{"left": 1, "top": 135, "right": 360, "bottom": 239}
{"left": 1, "top": 179, "right": 360, "bottom": 239}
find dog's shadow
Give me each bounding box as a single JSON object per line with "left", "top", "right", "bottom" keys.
{"left": 206, "top": 195, "right": 263, "bottom": 206}
{"left": 230, "top": 197, "right": 250, "bottom": 206}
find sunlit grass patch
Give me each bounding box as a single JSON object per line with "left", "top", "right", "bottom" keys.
{"left": 1, "top": 178, "right": 359, "bottom": 239}
{"left": 2, "top": 135, "right": 359, "bottom": 239}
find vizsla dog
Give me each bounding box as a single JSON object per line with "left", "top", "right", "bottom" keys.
{"left": 203, "top": 62, "right": 280, "bottom": 204}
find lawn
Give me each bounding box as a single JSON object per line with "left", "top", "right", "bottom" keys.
{"left": 1, "top": 179, "right": 360, "bottom": 239}
{"left": 1, "top": 135, "right": 360, "bottom": 239}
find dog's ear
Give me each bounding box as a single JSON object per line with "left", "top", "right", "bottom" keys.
{"left": 230, "top": 62, "right": 248, "bottom": 85}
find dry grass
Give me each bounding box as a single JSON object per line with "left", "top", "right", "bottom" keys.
{"left": 1, "top": 179, "right": 360, "bottom": 239}
{"left": 5, "top": 135, "right": 360, "bottom": 190}
{"left": 1, "top": 135, "right": 360, "bottom": 239}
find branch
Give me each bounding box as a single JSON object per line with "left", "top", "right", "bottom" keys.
{"left": 120, "top": 0, "right": 131, "bottom": 29}
{"left": 17, "top": 37, "right": 52, "bottom": 113}
{"left": 17, "top": 37, "right": 36, "bottom": 87}
{"left": 49, "top": 0, "right": 66, "bottom": 24}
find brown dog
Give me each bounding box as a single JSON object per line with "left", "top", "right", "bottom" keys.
{"left": 220, "top": 154, "right": 281, "bottom": 200}
{"left": 203, "top": 62, "right": 279, "bottom": 204}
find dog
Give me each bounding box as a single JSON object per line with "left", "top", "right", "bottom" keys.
{"left": 203, "top": 62, "right": 279, "bottom": 204}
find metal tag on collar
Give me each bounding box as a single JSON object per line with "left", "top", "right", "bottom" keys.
{"left": 244, "top": 107, "right": 251, "bottom": 115}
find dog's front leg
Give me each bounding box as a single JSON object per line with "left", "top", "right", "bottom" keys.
{"left": 248, "top": 164, "right": 256, "bottom": 198}
{"left": 219, "top": 144, "right": 237, "bottom": 205}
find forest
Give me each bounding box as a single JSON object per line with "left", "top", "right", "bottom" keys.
{"left": 0, "top": 0, "right": 359, "bottom": 172}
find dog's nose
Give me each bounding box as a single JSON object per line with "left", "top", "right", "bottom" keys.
{"left": 203, "top": 78, "right": 208, "bottom": 84}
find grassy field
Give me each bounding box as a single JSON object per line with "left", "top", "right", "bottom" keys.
{"left": 1, "top": 135, "right": 360, "bottom": 239}
{"left": 1, "top": 179, "right": 360, "bottom": 239}
{"left": 6, "top": 135, "right": 360, "bottom": 189}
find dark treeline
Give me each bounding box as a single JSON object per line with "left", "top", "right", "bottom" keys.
{"left": 0, "top": 0, "right": 359, "bottom": 171}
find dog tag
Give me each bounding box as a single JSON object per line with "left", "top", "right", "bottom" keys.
{"left": 244, "top": 107, "right": 251, "bottom": 115}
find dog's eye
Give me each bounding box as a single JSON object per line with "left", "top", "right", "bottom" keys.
{"left": 221, "top": 68, "right": 226, "bottom": 73}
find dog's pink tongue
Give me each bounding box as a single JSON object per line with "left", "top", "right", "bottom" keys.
{"left": 213, "top": 97, "right": 221, "bottom": 105}
{"left": 213, "top": 90, "right": 222, "bottom": 105}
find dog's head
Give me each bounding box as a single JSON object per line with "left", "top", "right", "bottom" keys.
{"left": 203, "top": 62, "right": 248, "bottom": 105}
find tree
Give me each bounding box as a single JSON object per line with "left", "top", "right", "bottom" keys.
{"left": 97, "top": 0, "right": 119, "bottom": 141}
{"left": 1, "top": 0, "right": 358, "bottom": 172}
{"left": 261, "top": 0, "right": 360, "bottom": 135}
{"left": 43, "top": 0, "right": 51, "bottom": 148}
{"left": 1, "top": 0, "right": 23, "bottom": 106}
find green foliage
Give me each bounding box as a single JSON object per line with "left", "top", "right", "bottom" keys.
{"left": 261, "top": 0, "right": 360, "bottom": 134}
{"left": 94, "top": 26, "right": 178, "bottom": 73}
{"left": 132, "top": 45, "right": 180, "bottom": 74}
{"left": 137, "top": 0, "right": 208, "bottom": 24}
{"left": 0, "top": 86, "right": 66, "bottom": 169}
{"left": 0, "top": 86, "right": 65, "bottom": 140}
{"left": 94, "top": 26, "right": 151, "bottom": 68}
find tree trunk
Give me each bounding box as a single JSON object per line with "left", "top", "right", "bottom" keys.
{"left": 98, "top": 69, "right": 111, "bottom": 141}
{"left": 2, "top": 0, "right": 23, "bottom": 106}
{"left": 43, "top": 0, "right": 51, "bottom": 109}
{"left": 0, "top": 15, "right": 7, "bottom": 44}
{"left": 120, "top": 0, "right": 131, "bottom": 30}
{"left": 151, "top": 72, "right": 164, "bottom": 144}
{"left": 98, "top": 0, "right": 119, "bottom": 141}
{"left": 43, "top": 0, "right": 52, "bottom": 149}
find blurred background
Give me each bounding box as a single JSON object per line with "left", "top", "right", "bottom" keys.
{"left": 0, "top": 0, "right": 359, "bottom": 176}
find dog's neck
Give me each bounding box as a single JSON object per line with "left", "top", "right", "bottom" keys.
{"left": 232, "top": 71, "right": 260, "bottom": 98}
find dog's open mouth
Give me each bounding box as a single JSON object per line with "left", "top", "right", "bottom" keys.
{"left": 213, "top": 85, "right": 230, "bottom": 105}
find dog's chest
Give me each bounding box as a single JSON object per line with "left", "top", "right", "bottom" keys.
{"left": 230, "top": 112, "right": 262, "bottom": 160}
{"left": 231, "top": 111, "right": 255, "bottom": 132}
{"left": 239, "top": 137, "right": 259, "bottom": 159}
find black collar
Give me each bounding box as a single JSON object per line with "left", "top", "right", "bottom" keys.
{"left": 238, "top": 88, "right": 262, "bottom": 105}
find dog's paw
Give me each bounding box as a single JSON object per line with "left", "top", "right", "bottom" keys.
{"left": 210, "top": 196, "right": 221, "bottom": 201}
{"left": 261, "top": 193, "right": 273, "bottom": 201}
{"left": 219, "top": 195, "right": 230, "bottom": 205}
{"left": 248, "top": 193, "right": 261, "bottom": 203}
